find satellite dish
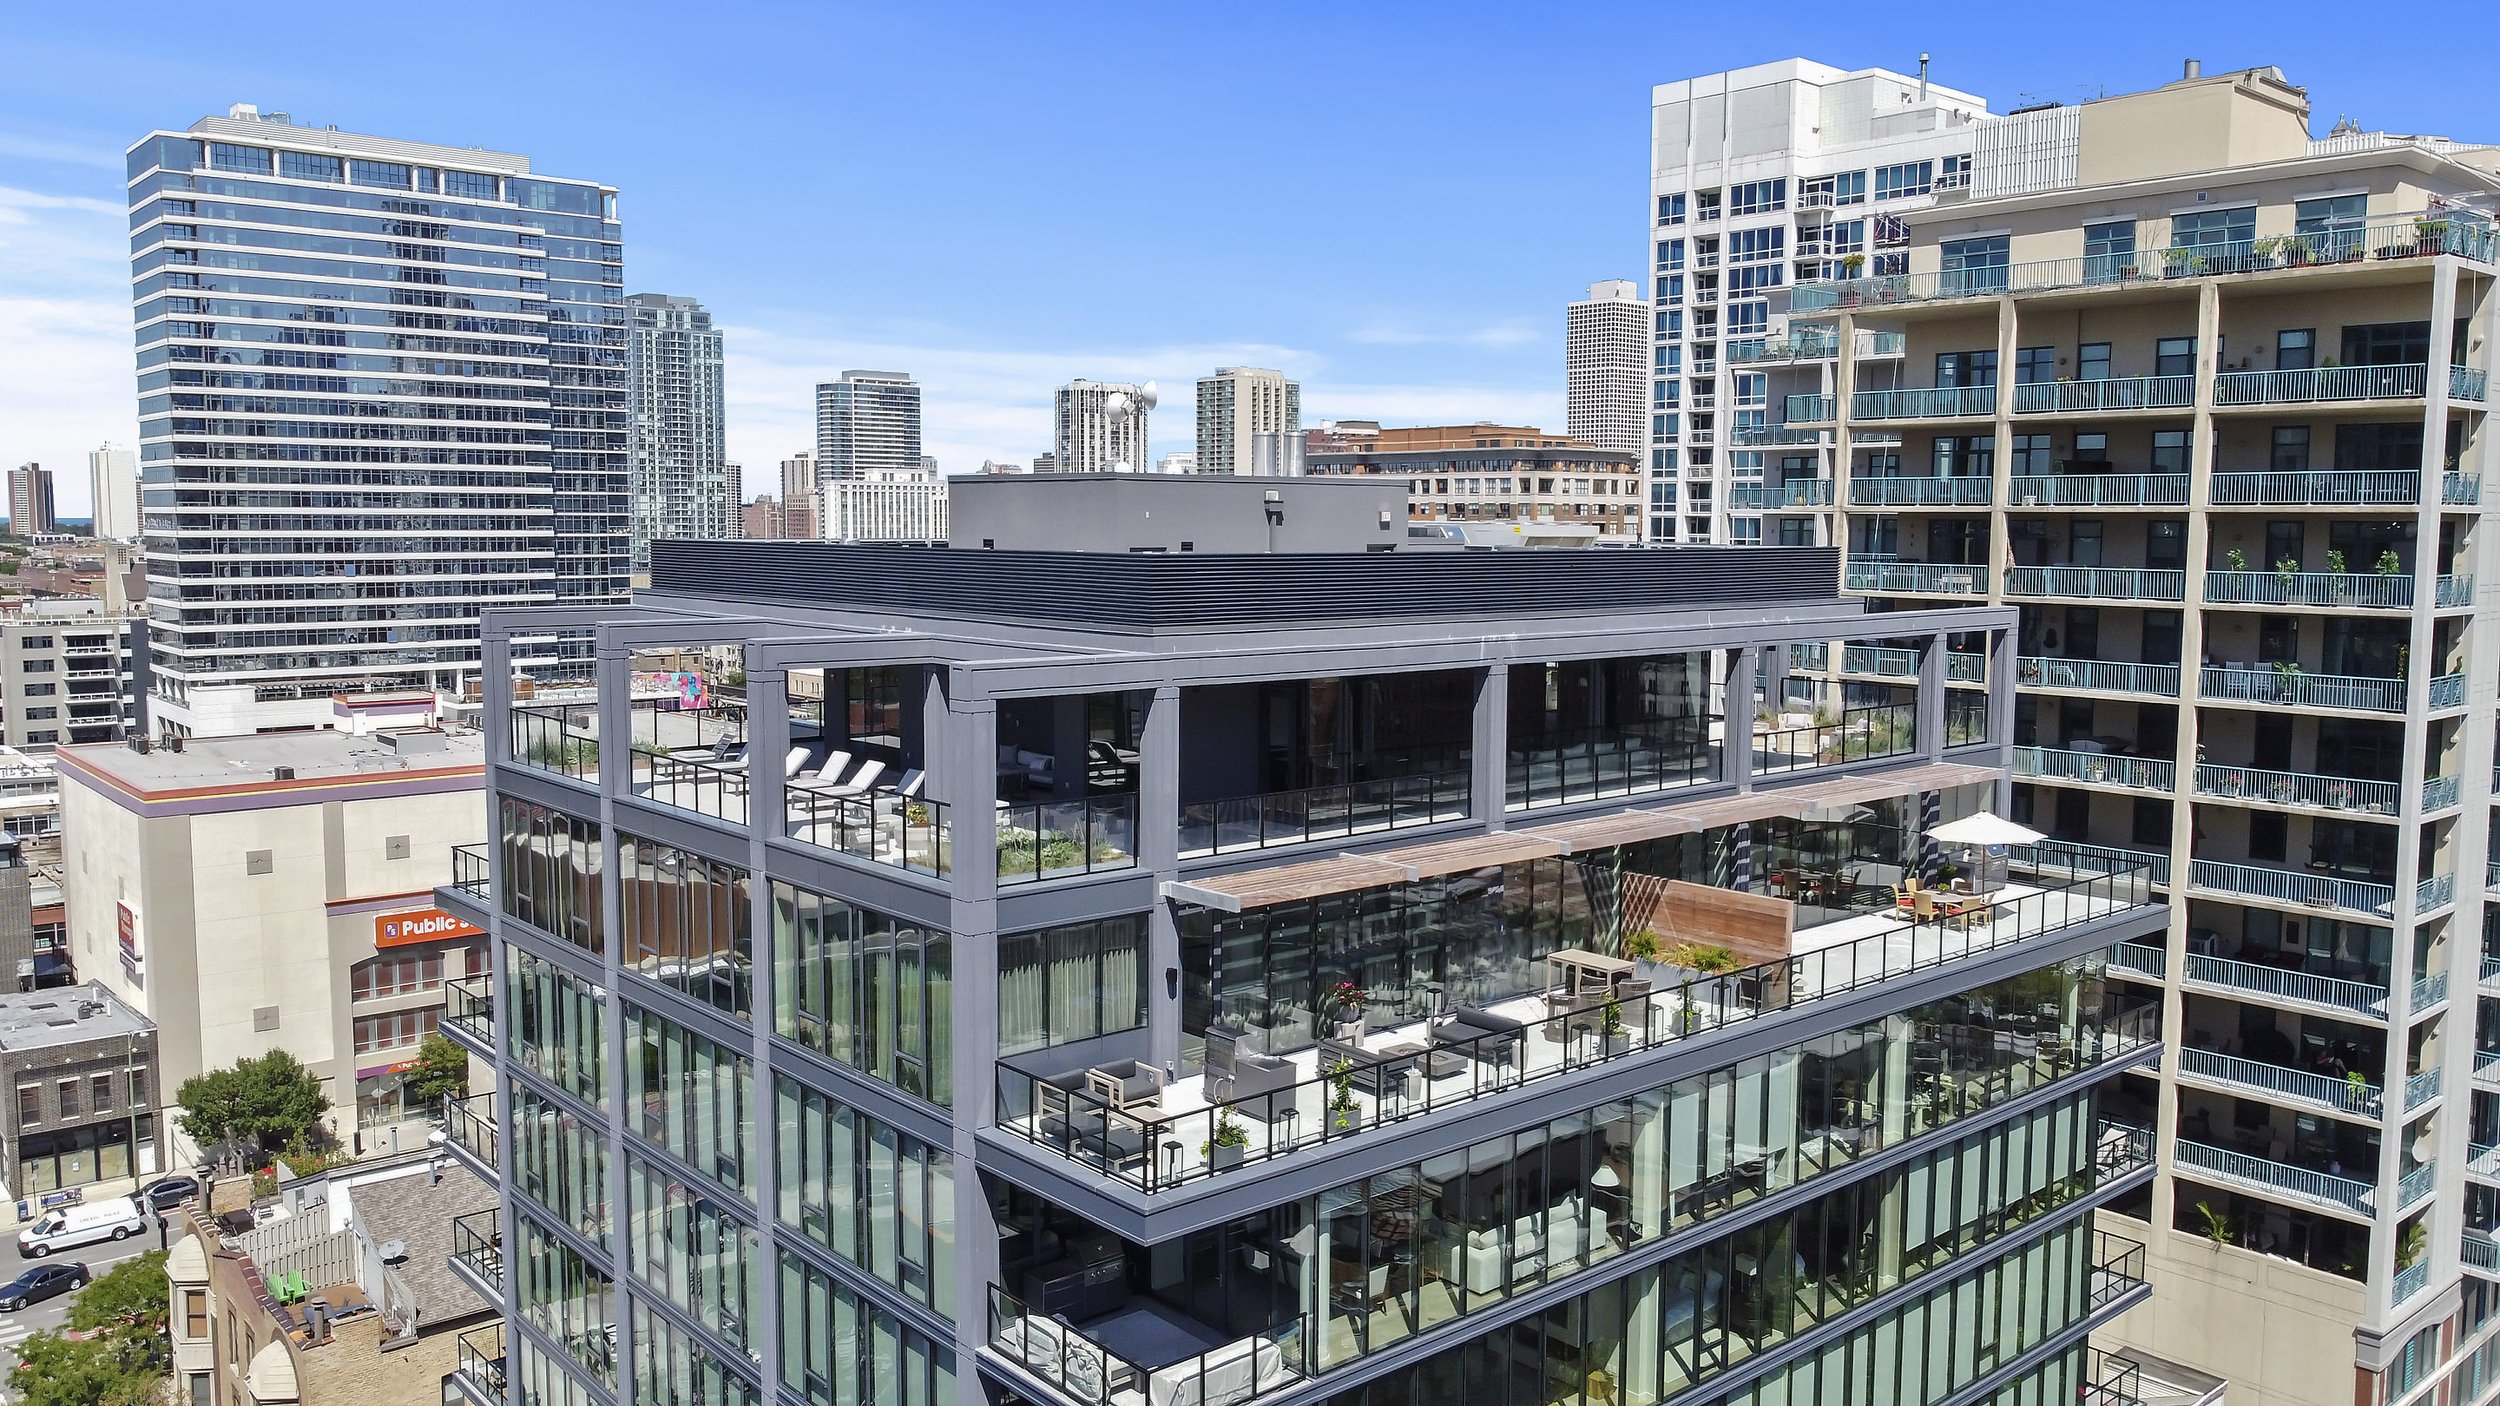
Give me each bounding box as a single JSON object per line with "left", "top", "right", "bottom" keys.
{"left": 1138, "top": 380, "right": 1160, "bottom": 411}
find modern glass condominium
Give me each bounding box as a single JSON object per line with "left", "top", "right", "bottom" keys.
{"left": 126, "top": 104, "right": 628, "bottom": 736}
{"left": 433, "top": 477, "right": 2166, "bottom": 1406}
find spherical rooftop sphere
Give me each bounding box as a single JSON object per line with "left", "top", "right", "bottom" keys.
{"left": 1104, "top": 392, "right": 1131, "bottom": 418}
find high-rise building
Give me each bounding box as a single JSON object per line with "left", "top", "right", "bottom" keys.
{"left": 7, "top": 465, "right": 54, "bottom": 538}
{"left": 85, "top": 444, "right": 139, "bottom": 540}
{"left": 1649, "top": 60, "right": 1995, "bottom": 544}
{"left": 1032, "top": 451, "right": 1058, "bottom": 474}
{"left": 435, "top": 475, "right": 2167, "bottom": 1406}
{"left": 1567, "top": 280, "right": 1651, "bottom": 455}
{"left": 126, "top": 105, "right": 627, "bottom": 736}
{"left": 1767, "top": 60, "right": 2500, "bottom": 1406}
{"left": 817, "top": 370, "right": 924, "bottom": 482}
{"left": 1195, "top": 366, "right": 1301, "bottom": 474}
{"left": 780, "top": 451, "right": 817, "bottom": 503}
{"left": 1154, "top": 451, "right": 1198, "bottom": 475}
{"left": 626, "top": 293, "right": 730, "bottom": 566}
{"left": 1055, "top": 379, "right": 1152, "bottom": 472}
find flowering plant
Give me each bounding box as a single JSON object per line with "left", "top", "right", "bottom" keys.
{"left": 1326, "top": 981, "right": 1369, "bottom": 1011}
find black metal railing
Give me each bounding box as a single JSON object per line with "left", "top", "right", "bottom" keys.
{"left": 450, "top": 842, "right": 489, "bottom": 899}
{"left": 442, "top": 976, "right": 493, "bottom": 1046}
{"left": 1505, "top": 720, "right": 1717, "bottom": 810}
{"left": 1179, "top": 768, "right": 1472, "bottom": 856}
{"left": 998, "top": 793, "right": 1138, "bottom": 886}
{"left": 449, "top": 1208, "right": 503, "bottom": 1286}
{"left": 1753, "top": 703, "right": 1918, "bottom": 776}
{"left": 443, "top": 1091, "right": 496, "bottom": 1168}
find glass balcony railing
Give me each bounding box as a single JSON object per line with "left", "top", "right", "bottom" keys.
{"left": 2476, "top": 1050, "right": 2500, "bottom": 1089}
{"left": 1729, "top": 425, "right": 1832, "bottom": 447}
{"left": 449, "top": 1208, "right": 503, "bottom": 1288}
{"left": 2172, "top": 1138, "right": 2374, "bottom": 1216}
{"left": 1852, "top": 385, "right": 1997, "bottom": 420}
{"left": 2397, "top": 1164, "right": 2437, "bottom": 1211}
{"left": 996, "top": 796, "right": 1137, "bottom": 887}
{"left": 2035, "top": 840, "right": 2171, "bottom": 887}
{"left": 2192, "top": 764, "right": 2400, "bottom": 814}
{"left": 1848, "top": 476, "right": 1993, "bottom": 507}
{"left": 2215, "top": 364, "right": 2428, "bottom": 406}
{"left": 1183, "top": 766, "right": 1472, "bottom": 857}
{"left": 450, "top": 842, "right": 489, "bottom": 900}
{"left": 1726, "top": 480, "right": 1834, "bottom": 509}
{"left": 2016, "top": 747, "right": 2174, "bottom": 792}
{"left": 2473, "top": 1143, "right": 2500, "bottom": 1180}
{"left": 989, "top": 1286, "right": 1310, "bottom": 1406}
{"left": 2208, "top": 469, "right": 2421, "bottom": 505}
{"left": 1842, "top": 559, "right": 1983, "bottom": 594}
{"left": 2483, "top": 955, "right": 2500, "bottom": 988}
{"left": 2012, "top": 376, "right": 2193, "bottom": 413}
{"left": 2407, "top": 1067, "right": 2444, "bottom": 1109}
{"left": 1505, "top": 725, "right": 1714, "bottom": 811}
{"left": 2180, "top": 952, "right": 2388, "bottom": 1018}
{"left": 2202, "top": 570, "right": 2412, "bottom": 608}
{"left": 2004, "top": 566, "right": 2186, "bottom": 601}
{"left": 2008, "top": 474, "right": 2188, "bottom": 507}
{"left": 442, "top": 975, "right": 493, "bottom": 1048}
{"left": 508, "top": 704, "right": 599, "bottom": 781}
{"left": 443, "top": 1091, "right": 496, "bottom": 1169}
{"left": 2176, "top": 1047, "right": 2380, "bottom": 1118}
{"left": 2418, "top": 971, "right": 2452, "bottom": 1010}
{"left": 2198, "top": 667, "right": 2405, "bottom": 713}
{"left": 2016, "top": 657, "right": 2181, "bottom": 696}
{"left": 785, "top": 789, "right": 955, "bottom": 879}
{"left": 2186, "top": 858, "right": 2395, "bottom": 918}
{"left": 1751, "top": 703, "right": 1917, "bottom": 777}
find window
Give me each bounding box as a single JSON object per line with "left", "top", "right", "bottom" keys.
{"left": 2013, "top": 347, "right": 2056, "bottom": 385}
{"left": 1833, "top": 171, "right": 1867, "bottom": 205}
{"left": 2151, "top": 430, "right": 2192, "bottom": 474}
{"left": 2155, "top": 337, "right": 2197, "bottom": 377}
{"left": 352, "top": 1009, "right": 437, "bottom": 1054}
{"left": 1655, "top": 309, "right": 1681, "bottom": 336}
{"left": 499, "top": 799, "right": 602, "bottom": 954}
{"left": 2271, "top": 426, "right": 2311, "bottom": 471}
{"left": 1728, "top": 263, "right": 1785, "bottom": 293}
{"left": 14, "top": 1086, "right": 35, "bottom": 1127}
{"left": 1935, "top": 350, "right": 1997, "bottom": 387}
{"left": 1655, "top": 238, "right": 1685, "bottom": 271}
{"left": 2084, "top": 220, "right": 2137, "bottom": 281}
{"left": 207, "top": 143, "right": 271, "bottom": 175}
{"left": 351, "top": 950, "right": 448, "bottom": 1000}
{"left": 182, "top": 1291, "right": 208, "bottom": 1339}
{"left": 2277, "top": 329, "right": 2316, "bottom": 371}
{"left": 129, "top": 1069, "right": 145, "bottom": 1108}
{"left": 22, "top": 684, "right": 52, "bottom": 697}
{"left": 1941, "top": 235, "right": 2009, "bottom": 293}
{"left": 619, "top": 835, "right": 753, "bottom": 1018}
{"left": 347, "top": 159, "right": 408, "bottom": 189}
{"left": 996, "top": 916, "right": 1148, "bottom": 1056}
{"left": 1656, "top": 193, "right": 1686, "bottom": 226}
{"left": 772, "top": 882, "right": 953, "bottom": 1107}
{"left": 1828, "top": 219, "right": 1866, "bottom": 255}
{"left": 1727, "top": 227, "right": 1785, "bottom": 261}
{"left": 1873, "top": 161, "right": 1933, "bottom": 201}
{"left": 1940, "top": 153, "right": 1972, "bottom": 189}
{"left": 775, "top": 1076, "right": 954, "bottom": 1310}
{"left": 2295, "top": 195, "right": 2367, "bottom": 259}
{"left": 2008, "top": 435, "right": 2053, "bottom": 475}
{"left": 89, "top": 1076, "right": 110, "bottom": 1115}
{"left": 2170, "top": 206, "right": 2255, "bottom": 251}
{"left": 2078, "top": 343, "right": 2112, "bottom": 381}
{"left": 2340, "top": 321, "right": 2431, "bottom": 367}
{"left": 441, "top": 170, "right": 499, "bottom": 201}
{"left": 1655, "top": 273, "right": 1683, "bottom": 304}
{"left": 1728, "top": 179, "right": 1786, "bottom": 216}
{"left": 277, "top": 151, "right": 342, "bottom": 182}
{"left": 55, "top": 1080, "right": 76, "bottom": 1120}
{"left": 627, "top": 1005, "right": 756, "bottom": 1193}
{"left": 19, "top": 660, "right": 51, "bottom": 674}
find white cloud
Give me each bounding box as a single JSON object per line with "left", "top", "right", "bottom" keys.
{"left": 0, "top": 185, "right": 138, "bottom": 515}
{"left": 1346, "top": 321, "right": 1545, "bottom": 349}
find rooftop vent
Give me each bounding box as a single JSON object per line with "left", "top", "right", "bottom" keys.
{"left": 272, "top": 765, "right": 294, "bottom": 781}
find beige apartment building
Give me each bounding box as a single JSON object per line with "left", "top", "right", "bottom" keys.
{"left": 1303, "top": 423, "right": 1644, "bottom": 539}
{"left": 1759, "top": 61, "right": 2500, "bottom": 1406}
{"left": 57, "top": 720, "right": 486, "bottom": 1162}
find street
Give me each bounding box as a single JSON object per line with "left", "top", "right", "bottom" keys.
{"left": 0, "top": 1228, "right": 165, "bottom": 1402}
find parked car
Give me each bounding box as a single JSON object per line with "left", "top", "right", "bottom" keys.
{"left": 0, "top": 1262, "right": 87, "bottom": 1310}
{"left": 140, "top": 1175, "right": 202, "bottom": 1211}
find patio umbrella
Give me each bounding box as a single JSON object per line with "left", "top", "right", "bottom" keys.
{"left": 1928, "top": 813, "right": 2046, "bottom": 847}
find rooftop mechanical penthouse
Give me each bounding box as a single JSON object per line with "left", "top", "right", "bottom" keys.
{"left": 433, "top": 477, "right": 2169, "bottom": 1406}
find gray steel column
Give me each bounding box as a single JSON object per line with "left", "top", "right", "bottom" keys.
{"left": 1727, "top": 648, "right": 1759, "bottom": 793}
{"left": 1141, "top": 685, "right": 1183, "bottom": 1074}
{"left": 1474, "top": 663, "right": 1510, "bottom": 827}
{"left": 1987, "top": 625, "right": 2018, "bottom": 812}
{"left": 933, "top": 668, "right": 1003, "bottom": 1361}
{"left": 741, "top": 663, "right": 788, "bottom": 1393}
{"left": 1915, "top": 629, "right": 1948, "bottom": 762}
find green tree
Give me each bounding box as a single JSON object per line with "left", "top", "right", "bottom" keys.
{"left": 69, "top": 1250, "right": 169, "bottom": 1341}
{"left": 8, "top": 1331, "right": 162, "bottom": 1406}
{"left": 403, "top": 1033, "right": 472, "bottom": 1108}
{"left": 176, "top": 1048, "right": 331, "bottom": 1163}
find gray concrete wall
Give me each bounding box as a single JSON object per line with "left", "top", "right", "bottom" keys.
{"left": 948, "top": 474, "right": 1409, "bottom": 554}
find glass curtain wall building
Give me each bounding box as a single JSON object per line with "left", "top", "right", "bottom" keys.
{"left": 126, "top": 104, "right": 627, "bottom": 736}
{"left": 433, "top": 478, "right": 2166, "bottom": 1406}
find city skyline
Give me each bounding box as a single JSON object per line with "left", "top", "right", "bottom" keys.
{"left": 7, "top": 8, "right": 2493, "bottom": 510}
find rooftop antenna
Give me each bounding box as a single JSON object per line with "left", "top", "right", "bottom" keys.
{"left": 1917, "top": 53, "right": 1930, "bottom": 101}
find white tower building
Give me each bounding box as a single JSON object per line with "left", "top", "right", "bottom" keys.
{"left": 1566, "top": 280, "right": 1650, "bottom": 455}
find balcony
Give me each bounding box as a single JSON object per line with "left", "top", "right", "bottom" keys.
{"left": 507, "top": 703, "right": 600, "bottom": 782}
{"left": 2171, "top": 1138, "right": 2373, "bottom": 1218}
{"left": 2198, "top": 667, "right": 2404, "bottom": 713}
{"left": 2453, "top": 366, "right": 2489, "bottom": 401}
{"left": 1783, "top": 393, "right": 1836, "bottom": 424}
{"left": 2470, "top": 1230, "right": 2500, "bottom": 1274}
{"left": 2202, "top": 571, "right": 2412, "bottom": 609}
{"left": 2419, "top": 872, "right": 2456, "bottom": 913}
{"left": 1838, "top": 645, "right": 1916, "bottom": 677}
{"left": 450, "top": 842, "right": 489, "bottom": 900}
{"left": 2090, "top": 1230, "right": 2150, "bottom": 1311}
{"left": 2016, "top": 658, "right": 2181, "bottom": 697}
{"left": 2186, "top": 858, "right": 2394, "bottom": 919}
{"left": 1726, "top": 480, "right": 1834, "bottom": 510}
{"left": 2003, "top": 566, "right": 2185, "bottom": 601}
{"left": 1729, "top": 425, "right": 1833, "bottom": 448}
{"left": 2437, "top": 575, "right": 2476, "bottom": 608}
{"left": 441, "top": 975, "right": 493, "bottom": 1051}
{"left": 1183, "top": 767, "right": 1472, "bottom": 857}
{"left": 2008, "top": 474, "right": 2188, "bottom": 508}
{"left": 2178, "top": 951, "right": 2389, "bottom": 1020}
{"left": 2215, "top": 364, "right": 2427, "bottom": 406}
{"left": 1750, "top": 702, "right": 1918, "bottom": 778}
{"left": 988, "top": 1287, "right": 1309, "bottom": 1406}
{"left": 2432, "top": 673, "right": 2467, "bottom": 709}
{"left": 2444, "top": 473, "right": 2482, "bottom": 504}
{"left": 2393, "top": 1258, "right": 2432, "bottom": 1307}
{"left": 444, "top": 1324, "right": 505, "bottom": 1406}
{"left": 2208, "top": 470, "right": 2422, "bottom": 506}
{"left": 2016, "top": 747, "right": 2175, "bottom": 793}
{"left": 1506, "top": 725, "right": 1711, "bottom": 812}
{"left": 1842, "top": 559, "right": 1982, "bottom": 595}
{"left": 2012, "top": 376, "right": 2193, "bottom": 414}
{"left": 1851, "top": 386, "right": 1996, "bottom": 420}
{"left": 1000, "top": 842, "right": 2157, "bottom": 1193}
{"left": 442, "top": 1091, "right": 496, "bottom": 1172}
{"left": 448, "top": 1208, "right": 503, "bottom": 1291}
{"left": 2175, "top": 1048, "right": 2380, "bottom": 1120}
{"left": 2107, "top": 942, "right": 2165, "bottom": 980}
{"left": 2192, "top": 764, "right": 2400, "bottom": 815}
{"left": 1847, "top": 476, "right": 1992, "bottom": 507}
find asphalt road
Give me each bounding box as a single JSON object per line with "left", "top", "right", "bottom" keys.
{"left": 0, "top": 1220, "right": 173, "bottom": 1400}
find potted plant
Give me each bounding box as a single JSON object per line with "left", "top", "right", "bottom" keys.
{"left": 1325, "top": 1060, "right": 1362, "bottom": 1133}
{"left": 1839, "top": 252, "right": 1865, "bottom": 276}
{"left": 2416, "top": 216, "right": 2450, "bottom": 255}
{"left": 1623, "top": 929, "right": 1673, "bottom": 986}
{"left": 1325, "top": 981, "right": 1368, "bottom": 1039}
{"left": 2224, "top": 547, "right": 2247, "bottom": 571}
{"left": 2194, "top": 1201, "right": 2233, "bottom": 1246}
{"left": 2376, "top": 548, "right": 2403, "bottom": 576}
{"left": 2271, "top": 658, "right": 2305, "bottom": 699}
{"left": 1600, "top": 994, "right": 1631, "bottom": 1054}
{"left": 2282, "top": 234, "right": 2315, "bottom": 267}
{"left": 2398, "top": 1218, "right": 2428, "bottom": 1270}
{"left": 1202, "top": 1114, "right": 1250, "bottom": 1170}
{"left": 2345, "top": 1069, "right": 2372, "bottom": 1110}
{"left": 2274, "top": 556, "right": 2301, "bottom": 589}
{"left": 2163, "top": 247, "right": 2199, "bottom": 278}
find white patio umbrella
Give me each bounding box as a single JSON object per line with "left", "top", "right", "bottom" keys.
{"left": 1928, "top": 812, "right": 2045, "bottom": 847}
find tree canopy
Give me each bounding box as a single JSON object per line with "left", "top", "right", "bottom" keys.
{"left": 403, "top": 1033, "right": 472, "bottom": 1108}
{"left": 9, "top": 1251, "right": 171, "bottom": 1406}
{"left": 175, "top": 1048, "right": 331, "bottom": 1160}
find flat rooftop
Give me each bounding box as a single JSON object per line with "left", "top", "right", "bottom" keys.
{"left": 57, "top": 728, "right": 483, "bottom": 805}
{"left": 0, "top": 982, "right": 149, "bottom": 1050}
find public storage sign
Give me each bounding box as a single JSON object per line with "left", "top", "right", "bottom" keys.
{"left": 374, "top": 905, "right": 483, "bottom": 948}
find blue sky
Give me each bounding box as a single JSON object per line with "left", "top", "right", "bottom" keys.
{"left": 0, "top": 3, "right": 2490, "bottom": 507}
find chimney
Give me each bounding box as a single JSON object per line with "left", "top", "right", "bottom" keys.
{"left": 1917, "top": 53, "right": 1931, "bottom": 101}
{"left": 2184, "top": 58, "right": 2201, "bottom": 79}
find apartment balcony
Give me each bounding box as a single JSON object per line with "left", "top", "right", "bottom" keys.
{"left": 1838, "top": 645, "right": 1918, "bottom": 678}
{"left": 2008, "top": 474, "right": 2189, "bottom": 508}
{"left": 2003, "top": 566, "right": 2186, "bottom": 601}
{"left": 2185, "top": 858, "right": 2394, "bottom": 920}
{"left": 2469, "top": 1229, "right": 2500, "bottom": 1275}
{"left": 1851, "top": 385, "right": 1997, "bottom": 420}
{"left": 507, "top": 703, "right": 601, "bottom": 783}
{"left": 2175, "top": 1048, "right": 2381, "bottom": 1121}
{"left": 2171, "top": 1139, "right": 2374, "bottom": 1219}
{"left": 2197, "top": 667, "right": 2405, "bottom": 714}
{"left": 2476, "top": 1050, "right": 2500, "bottom": 1090}
{"left": 2418, "top": 872, "right": 2456, "bottom": 913}
{"left": 447, "top": 1208, "right": 503, "bottom": 1297}
{"left": 443, "top": 1324, "right": 506, "bottom": 1406}
{"left": 2214, "top": 364, "right": 2428, "bottom": 407}
{"left": 1692, "top": 287, "right": 1721, "bottom": 307}
{"left": 2176, "top": 951, "right": 2390, "bottom": 1021}
{"left": 2437, "top": 575, "right": 2476, "bottom": 608}
{"left": 999, "top": 843, "right": 2159, "bottom": 1194}
{"left": 2483, "top": 954, "right": 2500, "bottom": 990}
{"left": 2472, "top": 1144, "right": 2500, "bottom": 1185}
{"left": 442, "top": 1091, "right": 497, "bottom": 1175}
{"left": 1842, "top": 558, "right": 1983, "bottom": 596}
{"left": 1183, "top": 767, "right": 1471, "bottom": 857}
{"left": 2209, "top": 469, "right": 2424, "bottom": 507}
{"left": 2407, "top": 1067, "right": 2444, "bottom": 1110}
{"left": 2202, "top": 571, "right": 2415, "bottom": 610}
{"left": 2431, "top": 673, "right": 2467, "bottom": 709}
{"left": 441, "top": 975, "right": 493, "bottom": 1054}
{"left": 2191, "top": 764, "right": 2401, "bottom": 816}
{"left": 2015, "top": 747, "right": 2175, "bottom": 793}
{"left": 1726, "top": 480, "right": 1834, "bottom": 510}
{"left": 1848, "top": 476, "right": 1992, "bottom": 507}
{"left": 988, "top": 1287, "right": 1309, "bottom": 1406}
{"left": 2012, "top": 376, "right": 2193, "bottom": 414}
{"left": 1683, "top": 427, "right": 1716, "bottom": 447}
{"left": 2445, "top": 472, "right": 2482, "bottom": 504}
{"left": 2452, "top": 366, "right": 2489, "bottom": 401}
{"left": 1783, "top": 393, "right": 1837, "bottom": 424}
{"left": 1729, "top": 425, "right": 1833, "bottom": 448}
{"left": 2016, "top": 657, "right": 2181, "bottom": 698}
{"left": 1948, "top": 652, "right": 1986, "bottom": 683}
{"left": 450, "top": 842, "right": 489, "bottom": 901}
{"left": 1504, "top": 725, "right": 1714, "bottom": 812}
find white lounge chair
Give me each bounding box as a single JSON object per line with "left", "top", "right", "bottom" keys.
{"left": 792, "top": 749, "right": 852, "bottom": 788}
{"left": 811, "top": 758, "right": 886, "bottom": 800}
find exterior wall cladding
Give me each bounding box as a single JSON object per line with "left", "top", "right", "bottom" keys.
{"left": 433, "top": 535, "right": 2169, "bottom": 1406}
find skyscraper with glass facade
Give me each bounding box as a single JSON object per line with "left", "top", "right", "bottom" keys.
{"left": 432, "top": 475, "right": 2167, "bottom": 1406}
{"left": 627, "top": 293, "right": 730, "bottom": 567}
{"left": 126, "top": 104, "right": 628, "bottom": 736}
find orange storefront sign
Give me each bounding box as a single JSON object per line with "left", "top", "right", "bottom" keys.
{"left": 373, "top": 906, "right": 483, "bottom": 948}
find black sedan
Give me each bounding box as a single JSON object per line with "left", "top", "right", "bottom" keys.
{"left": 140, "top": 1175, "right": 202, "bottom": 1211}
{"left": 0, "top": 1263, "right": 87, "bottom": 1311}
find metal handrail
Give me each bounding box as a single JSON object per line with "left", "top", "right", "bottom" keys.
{"left": 2198, "top": 667, "right": 2405, "bottom": 713}
{"left": 2012, "top": 376, "right": 2192, "bottom": 413}
{"left": 2008, "top": 474, "right": 2188, "bottom": 507}
{"left": 2202, "top": 570, "right": 2411, "bottom": 608}
{"left": 2208, "top": 469, "right": 2420, "bottom": 505}
{"left": 2179, "top": 952, "right": 2387, "bottom": 1018}
{"left": 2017, "top": 657, "right": 2180, "bottom": 696}
{"left": 2177, "top": 1047, "right": 2380, "bottom": 1117}
{"left": 2016, "top": 747, "right": 2175, "bottom": 791}
{"left": 2005, "top": 566, "right": 2186, "bottom": 601}
{"left": 2187, "top": 858, "right": 2394, "bottom": 916}
{"left": 2192, "top": 763, "right": 2399, "bottom": 813}
{"left": 2172, "top": 1138, "right": 2373, "bottom": 1214}
{"left": 2215, "top": 364, "right": 2427, "bottom": 405}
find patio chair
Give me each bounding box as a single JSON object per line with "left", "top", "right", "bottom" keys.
{"left": 1911, "top": 889, "right": 1939, "bottom": 925}
{"left": 790, "top": 749, "right": 852, "bottom": 789}
{"left": 801, "top": 758, "right": 886, "bottom": 800}
{"left": 1087, "top": 1058, "right": 1165, "bottom": 1111}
